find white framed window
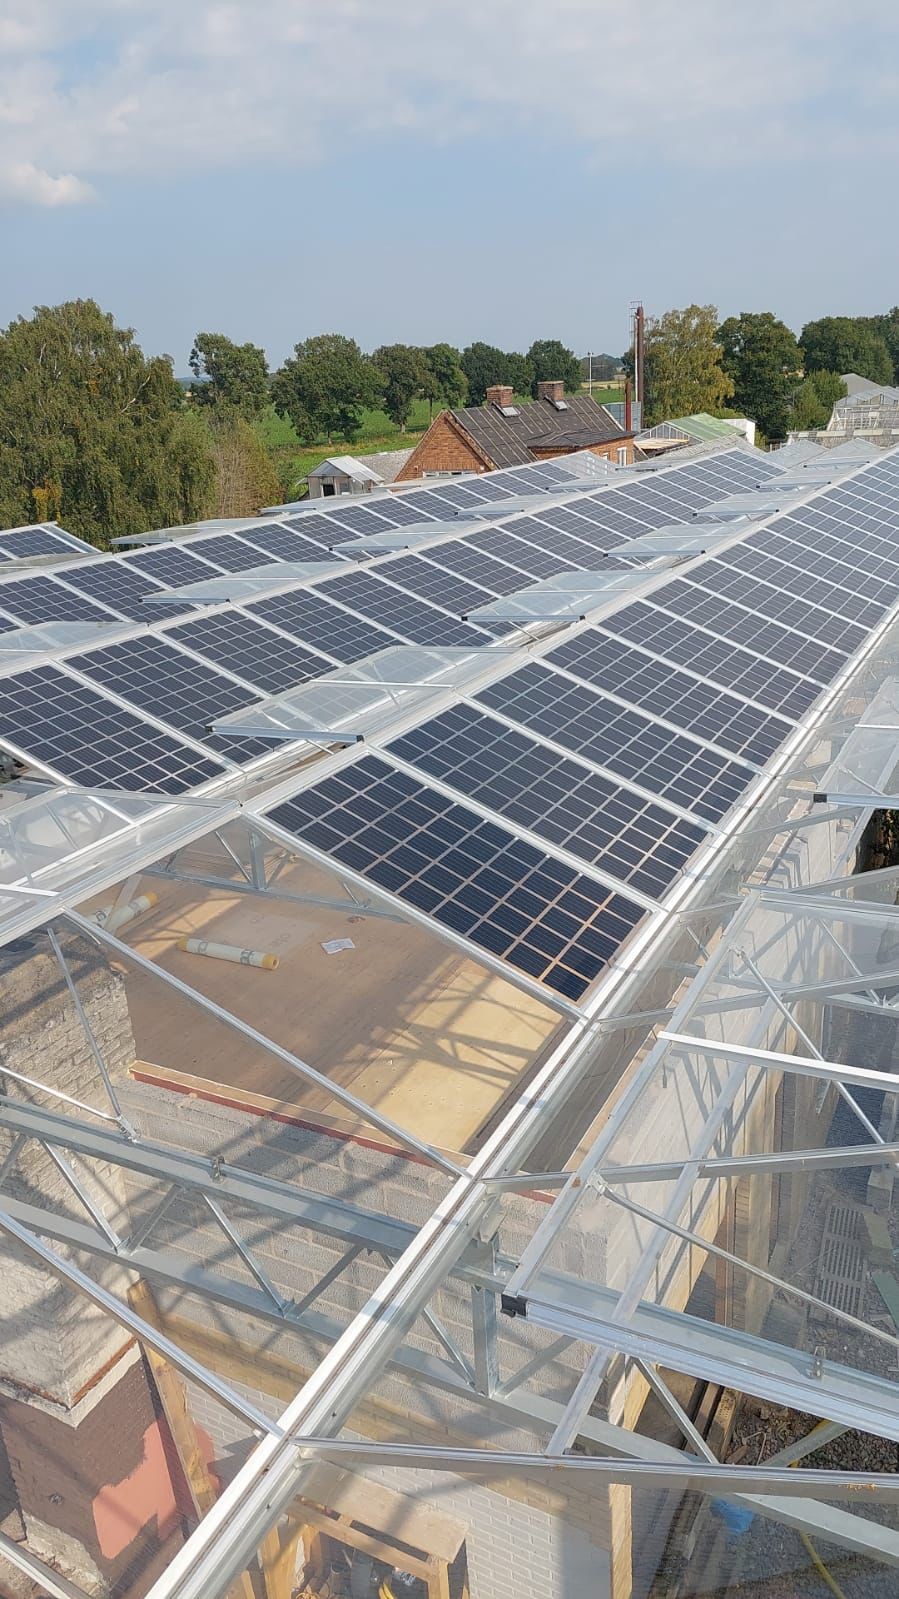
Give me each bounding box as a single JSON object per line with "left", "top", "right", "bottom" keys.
{"left": 617, "top": 447, "right": 629, "bottom": 465}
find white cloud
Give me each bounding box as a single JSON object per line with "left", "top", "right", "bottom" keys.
{"left": 1, "top": 0, "right": 898, "bottom": 203}
{"left": 0, "top": 161, "right": 95, "bottom": 206}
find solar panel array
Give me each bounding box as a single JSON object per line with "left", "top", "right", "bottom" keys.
{"left": 0, "top": 523, "right": 93, "bottom": 563}
{"left": 2, "top": 442, "right": 898, "bottom": 1002}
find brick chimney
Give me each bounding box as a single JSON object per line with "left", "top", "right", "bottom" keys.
{"left": 537, "top": 380, "right": 565, "bottom": 404}
{"left": 485, "top": 384, "right": 514, "bottom": 409}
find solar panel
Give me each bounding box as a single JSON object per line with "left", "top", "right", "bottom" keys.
{"left": 388, "top": 703, "right": 707, "bottom": 900}
{"left": 239, "top": 524, "right": 344, "bottom": 564}
{"left": 546, "top": 628, "right": 793, "bottom": 766}
{"left": 187, "top": 536, "right": 279, "bottom": 572}
{"left": 691, "top": 558, "right": 873, "bottom": 650}
{"left": 69, "top": 636, "right": 272, "bottom": 766}
{"left": 249, "top": 588, "right": 398, "bottom": 663}
{"left": 477, "top": 663, "right": 757, "bottom": 823}
{"left": 61, "top": 559, "right": 193, "bottom": 622}
{"left": 0, "top": 664, "right": 225, "bottom": 791}
{"left": 657, "top": 577, "right": 849, "bottom": 681}
{"left": 0, "top": 575, "right": 114, "bottom": 625}
{"left": 598, "top": 599, "right": 819, "bottom": 720}
{"left": 125, "top": 546, "right": 223, "bottom": 585}
{"left": 167, "top": 612, "right": 333, "bottom": 695}
{"left": 467, "top": 528, "right": 577, "bottom": 581}
{"left": 316, "top": 571, "right": 495, "bottom": 648}
{"left": 429, "top": 540, "right": 535, "bottom": 597}
{"left": 268, "top": 754, "right": 645, "bottom": 999}
{"left": 0, "top": 528, "right": 75, "bottom": 559}
{"left": 378, "top": 553, "right": 499, "bottom": 619}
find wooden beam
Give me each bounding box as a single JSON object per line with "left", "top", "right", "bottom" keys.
{"left": 127, "top": 1279, "right": 256, "bottom": 1599}
{"left": 259, "top": 1524, "right": 302, "bottom": 1599}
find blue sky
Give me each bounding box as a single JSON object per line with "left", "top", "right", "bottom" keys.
{"left": 2, "top": 2, "right": 898, "bottom": 370}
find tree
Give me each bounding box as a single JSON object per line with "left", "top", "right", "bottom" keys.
{"left": 864, "top": 308, "right": 899, "bottom": 383}
{"left": 372, "top": 343, "right": 426, "bottom": 431}
{"left": 271, "top": 334, "right": 381, "bottom": 444}
{"left": 503, "top": 352, "right": 535, "bottom": 398}
{"left": 789, "top": 370, "right": 847, "bottom": 432}
{"left": 208, "top": 416, "right": 283, "bottom": 516}
{"left": 641, "top": 304, "right": 734, "bottom": 425}
{"left": 188, "top": 331, "right": 270, "bottom": 416}
{"left": 0, "top": 299, "right": 215, "bottom": 547}
{"left": 716, "top": 311, "right": 801, "bottom": 441}
{"left": 799, "top": 317, "right": 893, "bottom": 387}
{"left": 527, "top": 339, "right": 583, "bottom": 395}
{"left": 418, "top": 343, "right": 468, "bottom": 419}
{"left": 460, "top": 343, "right": 510, "bottom": 405}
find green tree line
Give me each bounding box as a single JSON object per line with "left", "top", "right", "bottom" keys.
{"left": 629, "top": 305, "right": 899, "bottom": 438}
{"left": 2, "top": 297, "right": 894, "bottom": 549}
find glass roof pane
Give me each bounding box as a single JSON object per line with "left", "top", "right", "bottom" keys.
{"left": 139, "top": 561, "right": 345, "bottom": 604}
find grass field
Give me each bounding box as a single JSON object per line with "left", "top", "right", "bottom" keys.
{"left": 255, "top": 384, "right": 627, "bottom": 497}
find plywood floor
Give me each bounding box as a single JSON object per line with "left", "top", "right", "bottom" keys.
{"left": 94, "top": 846, "right": 560, "bottom": 1155}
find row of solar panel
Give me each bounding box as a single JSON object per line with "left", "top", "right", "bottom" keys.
{"left": 0, "top": 449, "right": 853, "bottom": 810}
{"left": 0, "top": 448, "right": 774, "bottom": 639}
{"left": 0, "top": 445, "right": 881, "bottom": 1009}
{"left": 260, "top": 451, "right": 899, "bottom": 998}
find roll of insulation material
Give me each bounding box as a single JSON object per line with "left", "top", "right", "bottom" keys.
{"left": 176, "top": 937, "right": 279, "bottom": 971}
{"left": 90, "top": 891, "right": 159, "bottom": 933}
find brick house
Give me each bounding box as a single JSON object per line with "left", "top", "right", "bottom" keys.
{"left": 395, "top": 380, "right": 635, "bottom": 481}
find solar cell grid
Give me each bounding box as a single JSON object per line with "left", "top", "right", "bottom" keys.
{"left": 317, "top": 570, "right": 495, "bottom": 647}
{"left": 656, "top": 578, "right": 845, "bottom": 682}
{"left": 319, "top": 503, "right": 395, "bottom": 536}
{"left": 240, "top": 524, "right": 342, "bottom": 563}
{"left": 269, "top": 754, "right": 646, "bottom": 998}
{"left": 599, "top": 600, "right": 819, "bottom": 719}
{"left": 477, "top": 663, "right": 756, "bottom": 824}
{"left": 723, "top": 544, "right": 886, "bottom": 627}
{"left": 0, "top": 664, "right": 224, "bottom": 792}
{"left": 250, "top": 587, "right": 398, "bottom": 662}
{"left": 372, "top": 496, "right": 436, "bottom": 526}
{"left": 502, "top": 515, "right": 604, "bottom": 569}
{"left": 186, "top": 537, "right": 278, "bottom": 573}
{"left": 388, "top": 702, "right": 707, "bottom": 900}
{"left": 125, "top": 547, "right": 223, "bottom": 585}
{"left": 60, "top": 559, "right": 191, "bottom": 622}
{"left": 469, "top": 528, "right": 576, "bottom": 580}
{"left": 69, "top": 635, "right": 271, "bottom": 766}
{"left": 424, "top": 483, "right": 486, "bottom": 509}
{"left": 278, "top": 513, "right": 345, "bottom": 546}
{"left": 0, "top": 575, "right": 113, "bottom": 625}
{"left": 433, "top": 539, "right": 535, "bottom": 596}
{"left": 0, "top": 529, "right": 70, "bottom": 558}
{"left": 690, "top": 561, "right": 869, "bottom": 654}
{"left": 381, "top": 552, "right": 505, "bottom": 623}
{"left": 546, "top": 629, "right": 792, "bottom": 766}
{"left": 168, "top": 611, "right": 333, "bottom": 694}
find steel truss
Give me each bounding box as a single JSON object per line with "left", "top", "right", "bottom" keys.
{"left": 3, "top": 626, "right": 899, "bottom": 1594}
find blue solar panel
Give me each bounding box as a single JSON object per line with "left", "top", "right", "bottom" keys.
{"left": 477, "top": 663, "right": 757, "bottom": 824}
{"left": 389, "top": 703, "right": 707, "bottom": 899}
{"left": 0, "top": 665, "right": 224, "bottom": 791}
{"left": 546, "top": 628, "right": 793, "bottom": 766}
{"left": 268, "top": 755, "right": 645, "bottom": 999}
{"left": 70, "top": 636, "right": 271, "bottom": 766}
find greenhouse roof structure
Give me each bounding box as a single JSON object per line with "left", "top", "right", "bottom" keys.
{"left": 3, "top": 437, "right": 899, "bottom": 1598}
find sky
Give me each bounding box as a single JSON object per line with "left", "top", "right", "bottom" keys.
{"left": 2, "top": 1, "right": 899, "bottom": 371}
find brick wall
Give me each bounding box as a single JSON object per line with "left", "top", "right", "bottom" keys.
{"left": 0, "top": 947, "right": 193, "bottom": 1598}
{"left": 395, "top": 414, "right": 489, "bottom": 479}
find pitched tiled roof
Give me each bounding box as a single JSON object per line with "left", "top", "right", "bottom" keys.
{"left": 450, "top": 393, "right": 629, "bottom": 469}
